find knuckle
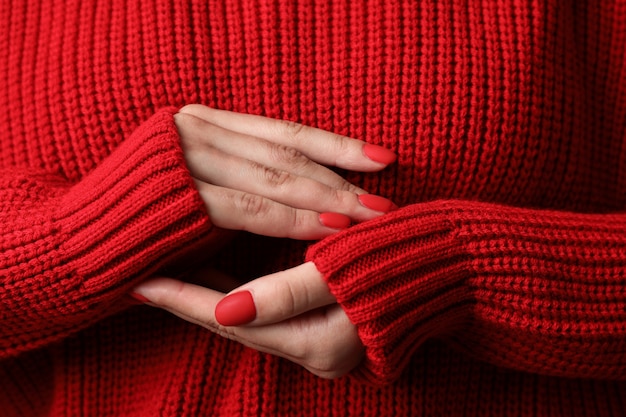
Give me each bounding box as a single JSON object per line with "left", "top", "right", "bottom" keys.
{"left": 283, "top": 209, "right": 309, "bottom": 240}
{"left": 279, "top": 119, "right": 307, "bottom": 143}
{"left": 330, "top": 188, "right": 353, "bottom": 208}
{"left": 275, "top": 279, "right": 300, "bottom": 318}
{"left": 258, "top": 163, "right": 292, "bottom": 187}
{"left": 289, "top": 209, "right": 307, "bottom": 233}
{"left": 237, "top": 193, "right": 267, "bottom": 217}
{"left": 334, "top": 134, "right": 350, "bottom": 153}
{"left": 270, "top": 144, "right": 309, "bottom": 169}
{"left": 330, "top": 134, "right": 351, "bottom": 165}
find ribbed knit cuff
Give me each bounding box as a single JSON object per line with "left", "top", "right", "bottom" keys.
{"left": 0, "top": 109, "right": 214, "bottom": 358}
{"left": 308, "top": 200, "right": 626, "bottom": 383}
{"left": 56, "top": 108, "right": 212, "bottom": 299}
{"left": 306, "top": 201, "right": 473, "bottom": 384}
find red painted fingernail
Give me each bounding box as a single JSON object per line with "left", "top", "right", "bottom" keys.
{"left": 358, "top": 194, "right": 395, "bottom": 213}
{"left": 129, "top": 292, "right": 150, "bottom": 304}
{"left": 319, "top": 212, "right": 351, "bottom": 229}
{"left": 215, "top": 291, "right": 256, "bottom": 326}
{"left": 363, "top": 144, "right": 397, "bottom": 165}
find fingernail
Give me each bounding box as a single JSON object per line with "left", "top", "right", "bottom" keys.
{"left": 319, "top": 212, "right": 351, "bottom": 229}
{"left": 358, "top": 194, "right": 395, "bottom": 213}
{"left": 363, "top": 144, "right": 396, "bottom": 165}
{"left": 129, "top": 292, "right": 150, "bottom": 304}
{"left": 215, "top": 291, "right": 256, "bottom": 326}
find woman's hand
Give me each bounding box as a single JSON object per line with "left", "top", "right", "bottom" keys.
{"left": 132, "top": 262, "right": 363, "bottom": 379}
{"left": 130, "top": 106, "right": 395, "bottom": 377}
{"left": 176, "top": 105, "right": 396, "bottom": 240}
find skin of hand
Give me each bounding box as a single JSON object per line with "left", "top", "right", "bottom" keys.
{"left": 132, "top": 262, "right": 364, "bottom": 379}
{"left": 132, "top": 105, "right": 395, "bottom": 378}
{"left": 175, "top": 104, "right": 397, "bottom": 240}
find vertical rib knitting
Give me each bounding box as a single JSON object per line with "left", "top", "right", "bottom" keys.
{"left": 0, "top": 110, "right": 212, "bottom": 358}
{"left": 2, "top": 0, "right": 626, "bottom": 416}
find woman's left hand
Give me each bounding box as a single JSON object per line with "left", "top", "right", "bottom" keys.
{"left": 131, "top": 262, "right": 364, "bottom": 379}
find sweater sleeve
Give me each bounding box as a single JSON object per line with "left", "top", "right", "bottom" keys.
{"left": 0, "top": 109, "right": 212, "bottom": 358}
{"left": 305, "top": 199, "right": 626, "bottom": 383}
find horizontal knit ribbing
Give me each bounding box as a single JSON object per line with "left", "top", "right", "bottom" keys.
{"left": 307, "top": 200, "right": 626, "bottom": 382}
{"left": 0, "top": 110, "right": 212, "bottom": 358}
{"left": 2, "top": 0, "right": 626, "bottom": 416}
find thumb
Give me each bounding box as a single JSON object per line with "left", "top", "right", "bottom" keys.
{"left": 215, "top": 262, "right": 335, "bottom": 326}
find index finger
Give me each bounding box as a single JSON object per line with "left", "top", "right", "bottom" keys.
{"left": 129, "top": 276, "right": 359, "bottom": 378}
{"left": 178, "top": 105, "right": 396, "bottom": 171}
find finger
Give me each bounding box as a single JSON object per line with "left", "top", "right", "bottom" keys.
{"left": 131, "top": 277, "right": 224, "bottom": 327}
{"left": 131, "top": 278, "right": 362, "bottom": 378}
{"left": 188, "top": 143, "right": 391, "bottom": 222}
{"left": 215, "top": 262, "right": 335, "bottom": 326}
{"left": 129, "top": 276, "right": 295, "bottom": 355}
{"left": 176, "top": 112, "right": 366, "bottom": 194}
{"left": 178, "top": 104, "right": 396, "bottom": 171}
{"left": 196, "top": 181, "right": 351, "bottom": 239}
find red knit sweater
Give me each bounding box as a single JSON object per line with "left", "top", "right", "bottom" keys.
{"left": 1, "top": 0, "right": 626, "bottom": 415}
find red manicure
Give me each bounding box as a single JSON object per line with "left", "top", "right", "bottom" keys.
{"left": 129, "top": 292, "right": 150, "bottom": 304}
{"left": 319, "top": 212, "right": 351, "bottom": 229}
{"left": 215, "top": 291, "right": 257, "bottom": 326}
{"left": 358, "top": 194, "right": 396, "bottom": 213}
{"left": 363, "top": 144, "right": 397, "bottom": 165}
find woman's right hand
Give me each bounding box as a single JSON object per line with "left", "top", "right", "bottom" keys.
{"left": 175, "top": 105, "right": 397, "bottom": 240}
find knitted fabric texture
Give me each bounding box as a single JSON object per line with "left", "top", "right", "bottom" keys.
{"left": 307, "top": 201, "right": 626, "bottom": 382}
{"left": 1, "top": 0, "right": 626, "bottom": 416}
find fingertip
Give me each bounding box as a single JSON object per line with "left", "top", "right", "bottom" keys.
{"left": 129, "top": 292, "right": 151, "bottom": 304}
{"left": 128, "top": 276, "right": 183, "bottom": 307}
{"left": 362, "top": 143, "right": 396, "bottom": 165}
{"left": 215, "top": 291, "right": 257, "bottom": 326}
{"left": 128, "top": 279, "right": 163, "bottom": 305}
{"left": 319, "top": 212, "right": 351, "bottom": 230}
{"left": 357, "top": 194, "right": 396, "bottom": 213}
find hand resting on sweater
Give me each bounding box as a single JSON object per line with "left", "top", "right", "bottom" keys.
{"left": 131, "top": 105, "right": 395, "bottom": 378}
{"left": 175, "top": 104, "right": 396, "bottom": 239}
{"left": 133, "top": 262, "right": 363, "bottom": 379}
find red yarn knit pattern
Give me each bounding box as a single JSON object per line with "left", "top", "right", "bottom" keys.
{"left": 1, "top": 0, "right": 626, "bottom": 416}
